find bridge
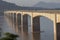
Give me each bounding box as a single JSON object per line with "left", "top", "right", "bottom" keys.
{"left": 4, "top": 10, "right": 60, "bottom": 40}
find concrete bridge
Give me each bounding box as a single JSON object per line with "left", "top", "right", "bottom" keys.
{"left": 4, "top": 10, "right": 60, "bottom": 40}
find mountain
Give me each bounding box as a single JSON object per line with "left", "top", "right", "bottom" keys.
{"left": 0, "top": 0, "right": 48, "bottom": 11}
{"left": 0, "top": 0, "right": 23, "bottom": 15}
{"left": 0, "top": 0, "right": 22, "bottom": 11}
{"left": 34, "top": 1, "right": 60, "bottom": 9}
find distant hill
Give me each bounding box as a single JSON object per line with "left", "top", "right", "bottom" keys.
{"left": 0, "top": 0, "right": 49, "bottom": 12}
{"left": 0, "top": 0, "right": 22, "bottom": 15}
{"left": 0, "top": 0, "right": 22, "bottom": 11}
{"left": 34, "top": 1, "right": 60, "bottom": 9}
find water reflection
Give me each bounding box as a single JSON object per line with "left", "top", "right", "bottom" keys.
{"left": 23, "top": 32, "right": 29, "bottom": 40}
{"left": 32, "top": 33, "right": 40, "bottom": 40}
{"left": 21, "top": 31, "right": 40, "bottom": 40}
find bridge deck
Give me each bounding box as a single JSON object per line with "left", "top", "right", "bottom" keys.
{"left": 4, "top": 10, "right": 60, "bottom": 13}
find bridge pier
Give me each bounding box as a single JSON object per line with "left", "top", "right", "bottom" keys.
{"left": 9, "top": 13, "right": 13, "bottom": 32}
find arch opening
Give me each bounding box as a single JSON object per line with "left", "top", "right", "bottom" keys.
{"left": 17, "top": 13, "right": 21, "bottom": 32}
{"left": 10, "top": 13, "right": 13, "bottom": 22}
{"left": 23, "top": 14, "right": 31, "bottom": 32}
{"left": 56, "top": 22, "right": 60, "bottom": 40}
{"left": 14, "top": 13, "right": 16, "bottom": 25}
{"left": 33, "top": 16, "right": 54, "bottom": 40}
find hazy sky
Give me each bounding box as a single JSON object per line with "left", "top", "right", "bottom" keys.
{"left": 3, "top": 0, "right": 60, "bottom": 7}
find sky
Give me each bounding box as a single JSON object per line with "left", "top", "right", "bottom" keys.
{"left": 3, "top": 0, "right": 60, "bottom": 7}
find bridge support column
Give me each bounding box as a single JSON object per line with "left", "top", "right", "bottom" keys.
{"left": 54, "top": 14, "right": 57, "bottom": 40}
{"left": 10, "top": 13, "right": 13, "bottom": 28}
{"left": 21, "top": 13, "right": 24, "bottom": 40}
{"left": 56, "top": 14, "right": 60, "bottom": 40}
{"left": 12, "top": 13, "right": 16, "bottom": 33}
{"left": 31, "top": 16, "right": 33, "bottom": 33}
{"left": 9, "top": 13, "right": 13, "bottom": 31}
{"left": 15, "top": 14, "right": 19, "bottom": 33}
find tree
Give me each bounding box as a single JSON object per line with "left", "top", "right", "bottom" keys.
{"left": 0, "top": 32, "right": 19, "bottom": 40}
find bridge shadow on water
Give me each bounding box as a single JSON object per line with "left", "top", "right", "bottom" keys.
{"left": 21, "top": 31, "right": 40, "bottom": 40}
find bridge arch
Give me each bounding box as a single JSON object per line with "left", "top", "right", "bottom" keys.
{"left": 33, "top": 15, "right": 54, "bottom": 40}
{"left": 32, "top": 13, "right": 55, "bottom": 21}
